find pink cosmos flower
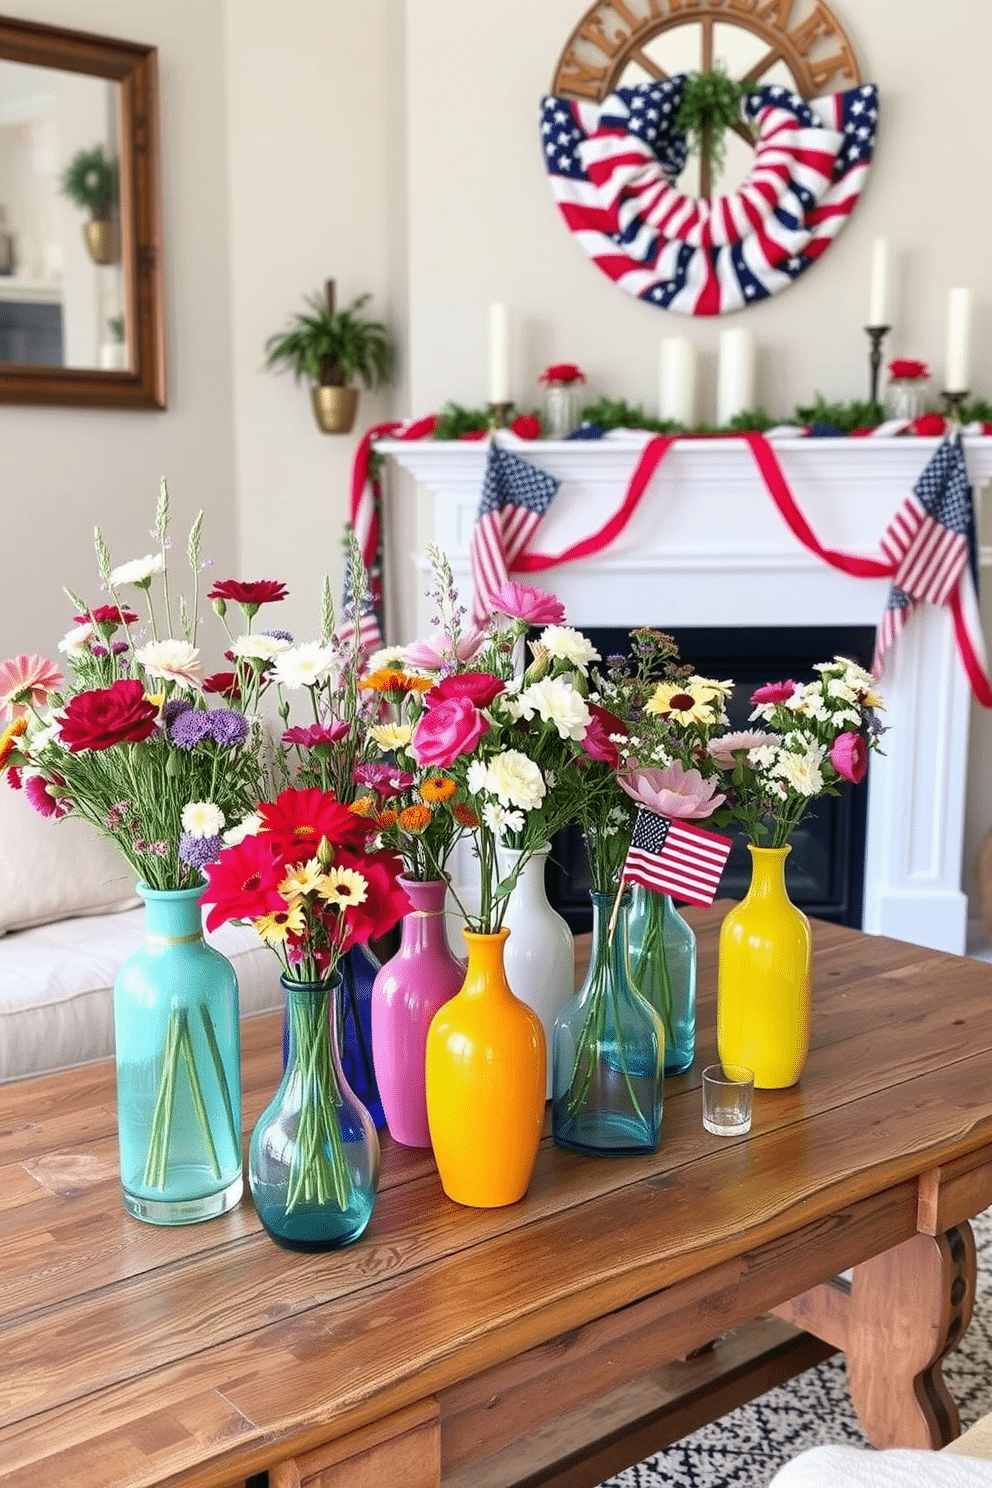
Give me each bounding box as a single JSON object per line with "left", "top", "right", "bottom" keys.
{"left": 751, "top": 679, "right": 797, "bottom": 707}
{"left": 0, "top": 655, "right": 64, "bottom": 720}
{"left": 707, "top": 730, "right": 776, "bottom": 768}
{"left": 24, "top": 773, "right": 71, "bottom": 819}
{"left": 404, "top": 628, "right": 485, "bottom": 670}
{"left": 489, "top": 581, "right": 566, "bottom": 626}
{"left": 619, "top": 762, "right": 725, "bottom": 820}
{"left": 412, "top": 696, "right": 489, "bottom": 767}
{"left": 830, "top": 731, "right": 868, "bottom": 784}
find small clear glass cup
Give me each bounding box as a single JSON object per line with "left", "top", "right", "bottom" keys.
{"left": 702, "top": 1063, "right": 754, "bottom": 1136}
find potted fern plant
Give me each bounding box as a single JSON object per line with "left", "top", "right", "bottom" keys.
{"left": 60, "top": 144, "right": 118, "bottom": 265}
{"left": 264, "top": 280, "right": 394, "bottom": 433}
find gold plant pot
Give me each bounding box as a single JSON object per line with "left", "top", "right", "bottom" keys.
{"left": 311, "top": 384, "right": 359, "bottom": 434}
{"left": 84, "top": 218, "right": 119, "bottom": 266}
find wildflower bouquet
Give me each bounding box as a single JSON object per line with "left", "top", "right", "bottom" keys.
{"left": 0, "top": 483, "right": 270, "bottom": 888}
{"left": 201, "top": 787, "right": 408, "bottom": 1221}
{"left": 707, "top": 656, "right": 885, "bottom": 847}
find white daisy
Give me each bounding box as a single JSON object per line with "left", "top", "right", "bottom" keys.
{"left": 223, "top": 811, "right": 262, "bottom": 846}
{"left": 230, "top": 633, "right": 292, "bottom": 663}
{"left": 109, "top": 553, "right": 165, "bottom": 587}
{"left": 58, "top": 622, "right": 95, "bottom": 655}
{"left": 370, "top": 722, "right": 412, "bottom": 751}
{"left": 482, "top": 801, "right": 525, "bottom": 838}
{"left": 181, "top": 800, "right": 225, "bottom": 838}
{"left": 135, "top": 638, "right": 203, "bottom": 691}
{"left": 773, "top": 744, "right": 826, "bottom": 797}
{"left": 272, "top": 642, "right": 337, "bottom": 690}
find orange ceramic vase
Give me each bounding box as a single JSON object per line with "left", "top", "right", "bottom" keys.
{"left": 425, "top": 928, "right": 546, "bottom": 1208}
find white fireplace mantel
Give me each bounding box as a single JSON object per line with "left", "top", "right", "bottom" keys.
{"left": 378, "top": 432, "right": 992, "bottom": 954}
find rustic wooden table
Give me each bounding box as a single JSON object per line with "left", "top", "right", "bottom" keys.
{"left": 2, "top": 907, "right": 991, "bottom": 1488}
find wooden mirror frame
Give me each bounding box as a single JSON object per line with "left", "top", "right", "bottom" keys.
{"left": 0, "top": 13, "right": 165, "bottom": 409}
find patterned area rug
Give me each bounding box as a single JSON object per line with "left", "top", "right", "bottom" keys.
{"left": 600, "top": 1206, "right": 992, "bottom": 1488}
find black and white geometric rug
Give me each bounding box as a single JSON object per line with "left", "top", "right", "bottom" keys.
{"left": 599, "top": 1206, "right": 992, "bottom": 1488}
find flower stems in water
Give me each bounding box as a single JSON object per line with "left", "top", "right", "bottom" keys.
{"left": 141, "top": 1008, "right": 239, "bottom": 1190}
{"left": 285, "top": 989, "right": 352, "bottom": 1215}
{"left": 629, "top": 891, "right": 676, "bottom": 1049}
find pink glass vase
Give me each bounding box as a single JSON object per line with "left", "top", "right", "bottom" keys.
{"left": 371, "top": 877, "right": 465, "bottom": 1148}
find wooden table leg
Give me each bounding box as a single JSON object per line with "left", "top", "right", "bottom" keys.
{"left": 845, "top": 1222, "right": 976, "bottom": 1449}
{"left": 773, "top": 1222, "right": 976, "bottom": 1449}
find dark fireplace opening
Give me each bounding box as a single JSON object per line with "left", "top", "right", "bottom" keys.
{"left": 546, "top": 625, "right": 875, "bottom": 934}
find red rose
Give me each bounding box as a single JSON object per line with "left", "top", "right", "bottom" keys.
{"left": 426, "top": 671, "right": 505, "bottom": 709}
{"left": 581, "top": 703, "right": 626, "bottom": 767}
{"left": 59, "top": 679, "right": 159, "bottom": 752}
{"left": 911, "top": 413, "right": 947, "bottom": 437}
{"left": 412, "top": 696, "right": 489, "bottom": 767}
{"left": 888, "top": 358, "right": 929, "bottom": 380}
{"left": 539, "top": 363, "right": 586, "bottom": 385}
{"left": 207, "top": 579, "right": 288, "bottom": 607}
{"left": 511, "top": 414, "right": 541, "bottom": 439}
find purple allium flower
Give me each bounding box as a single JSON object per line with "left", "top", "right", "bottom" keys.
{"left": 261, "top": 628, "right": 293, "bottom": 642}
{"left": 178, "top": 831, "right": 223, "bottom": 868}
{"left": 204, "top": 709, "right": 249, "bottom": 746}
{"left": 169, "top": 709, "right": 213, "bottom": 749}
{"left": 149, "top": 841, "right": 170, "bottom": 857}
{"left": 163, "top": 697, "right": 194, "bottom": 726}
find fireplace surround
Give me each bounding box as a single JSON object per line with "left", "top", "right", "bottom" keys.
{"left": 378, "top": 432, "right": 992, "bottom": 954}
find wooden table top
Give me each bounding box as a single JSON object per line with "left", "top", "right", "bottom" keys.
{"left": 2, "top": 907, "right": 992, "bottom": 1488}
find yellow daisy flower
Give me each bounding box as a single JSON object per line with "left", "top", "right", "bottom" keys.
{"left": 370, "top": 723, "right": 413, "bottom": 751}
{"left": 254, "top": 904, "right": 306, "bottom": 946}
{"left": 279, "top": 860, "right": 323, "bottom": 901}
{"left": 0, "top": 717, "right": 28, "bottom": 771}
{"left": 317, "top": 866, "right": 369, "bottom": 909}
{"left": 645, "top": 680, "right": 717, "bottom": 725}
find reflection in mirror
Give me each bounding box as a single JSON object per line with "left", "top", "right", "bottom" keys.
{"left": 0, "top": 61, "right": 130, "bottom": 372}
{"left": 0, "top": 16, "right": 164, "bottom": 409}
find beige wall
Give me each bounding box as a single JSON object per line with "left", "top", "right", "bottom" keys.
{"left": 0, "top": 0, "right": 237, "bottom": 663}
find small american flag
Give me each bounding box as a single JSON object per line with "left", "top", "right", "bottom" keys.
{"left": 873, "top": 433, "right": 978, "bottom": 677}
{"left": 471, "top": 442, "right": 559, "bottom": 624}
{"left": 337, "top": 546, "right": 383, "bottom": 658}
{"left": 622, "top": 809, "right": 733, "bottom": 908}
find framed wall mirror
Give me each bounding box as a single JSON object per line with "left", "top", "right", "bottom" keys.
{"left": 0, "top": 14, "right": 164, "bottom": 409}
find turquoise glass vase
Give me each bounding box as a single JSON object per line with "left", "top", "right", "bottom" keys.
{"left": 112, "top": 882, "right": 243, "bottom": 1225}
{"left": 251, "top": 974, "right": 380, "bottom": 1250}
{"left": 552, "top": 888, "right": 663, "bottom": 1156}
{"left": 628, "top": 886, "right": 696, "bottom": 1074}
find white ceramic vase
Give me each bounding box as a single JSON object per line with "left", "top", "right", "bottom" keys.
{"left": 496, "top": 843, "right": 574, "bottom": 1099}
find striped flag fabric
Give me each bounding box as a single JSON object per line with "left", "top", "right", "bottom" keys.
{"left": 540, "top": 78, "right": 877, "bottom": 316}
{"left": 337, "top": 552, "right": 383, "bottom": 659}
{"left": 622, "top": 809, "right": 733, "bottom": 908}
{"left": 873, "top": 433, "right": 981, "bottom": 679}
{"left": 470, "top": 442, "right": 560, "bottom": 624}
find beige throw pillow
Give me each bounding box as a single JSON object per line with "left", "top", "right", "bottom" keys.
{"left": 0, "top": 783, "right": 140, "bottom": 935}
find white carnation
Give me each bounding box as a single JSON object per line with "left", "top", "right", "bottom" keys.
{"left": 135, "top": 638, "right": 202, "bottom": 691}
{"left": 466, "top": 758, "right": 490, "bottom": 795}
{"left": 231, "top": 633, "right": 292, "bottom": 662}
{"left": 109, "top": 553, "right": 165, "bottom": 587}
{"left": 773, "top": 744, "right": 825, "bottom": 797}
{"left": 484, "top": 750, "right": 546, "bottom": 811}
{"left": 535, "top": 625, "right": 600, "bottom": 675}
{"left": 516, "top": 675, "right": 591, "bottom": 740}
{"left": 58, "top": 622, "right": 95, "bottom": 655}
{"left": 223, "top": 812, "right": 262, "bottom": 846}
{"left": 482, "top": 801, "right": 525, "bottom": 838}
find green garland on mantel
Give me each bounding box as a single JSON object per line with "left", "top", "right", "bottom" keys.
{"left": 429, "top": 395, "right": 992, "bottom": 440}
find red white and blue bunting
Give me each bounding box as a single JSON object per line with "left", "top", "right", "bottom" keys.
{"left": 540, "top": 78, "right": 878, "bottom": 315}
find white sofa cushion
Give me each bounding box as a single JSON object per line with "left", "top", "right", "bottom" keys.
{"left": 769, "top": 1445, "right": 992, "bottom": 1486}
{"left": 0, "top": 783, "right": 140, "bottom": 934}
{"left": 0, "top": 907, "right": 283, "bottom": 1082}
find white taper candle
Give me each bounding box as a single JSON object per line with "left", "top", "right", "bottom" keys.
{"left": 659, "top": 337, "right": 696, "bottom": 425}
{"left": 717, "top": 328, "right": 756, "bottom": 427}
{"left": 945, "top": 288, "right": 971, "bottom": 392}
{"left": 868, "top": 238, "right": 889, "bottom": 326}
{"left": 488, "top": 303, "right": 510, "bottom": 404}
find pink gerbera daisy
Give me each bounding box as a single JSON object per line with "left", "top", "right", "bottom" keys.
{"left": 24, "top": 773, "right": 71, "bottom": 819}
{"left": 0, "top": 655, "right": 64, "bottom": 720}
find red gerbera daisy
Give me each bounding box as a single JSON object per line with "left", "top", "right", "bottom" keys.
{"left": 207, "top": 579, "right": 288, "bottom": 612}
{"left": 257, "top": 786, "right": 367, "bottom": 862}
{"left": 200, "top": 832, "right": 286, "bottom": 933}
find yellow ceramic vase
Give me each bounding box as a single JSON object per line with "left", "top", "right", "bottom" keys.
{"left": 717, "top": 845, "right": 812, "bottom": 1090}
{"left": 425, "top": 928, "right": 546, "bottom": 1208}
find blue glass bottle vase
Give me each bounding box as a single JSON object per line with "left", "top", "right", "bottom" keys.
{"left": 252, "top": 973, "right": 380, "bottom": 1251}
{"left": 627, "top": 886, "right": 696, "bottom": 1074}
{"left": 552, "top": 888, "right": 664, "bottom": 1156}
{"left": 112, "top": 882, "right": 243, "bottom": 1225}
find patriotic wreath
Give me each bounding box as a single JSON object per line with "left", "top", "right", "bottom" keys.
{"left": 540, "top": 77, "right": 878, "bottom": 316}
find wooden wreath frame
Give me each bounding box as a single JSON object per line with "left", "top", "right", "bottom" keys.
{"left": 552, "top": 0, "right": 863, "bottom": 197}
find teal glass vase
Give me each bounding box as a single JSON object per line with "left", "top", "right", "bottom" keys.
{"left": 552, "top": 888, "right": 663, "bottom": 1156}
{"left": 250, "top": 974, "right": 380, "bottom": 1251}
{"left": 112, "top": 883, "right": 243, "bottom": 1225}
{"left": 628, "top": 886, "right": 697, "bottom": 1074}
